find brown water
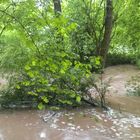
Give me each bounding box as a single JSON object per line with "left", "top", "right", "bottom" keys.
{"left": 104, "top": 65, "right": 140, "bottom": 115}
{"left": 0, "top": 65, "right": 140, "bottom": 140}
{"left": 103, "top": 65, "right": 140, "bottom": 95}
{"left": 0, "top": 108, "right": 139, "bottom": 140}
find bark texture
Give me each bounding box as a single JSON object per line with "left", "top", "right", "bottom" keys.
{"left": 97, "top": 0, "right": 113, "bottom": 66}
{"left": 53, "top": 0, "right": 62, "bottom": 14}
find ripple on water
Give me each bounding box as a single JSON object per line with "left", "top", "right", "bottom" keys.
{"left": 0, "top": 107, "right": 139, "bottom": 140}
{"left": 39, "top": 132, "right": 46, "bottom": 139}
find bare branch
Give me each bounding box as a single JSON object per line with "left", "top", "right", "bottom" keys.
{"left": 0, "top": 25, "right": 6, "bottom": 36}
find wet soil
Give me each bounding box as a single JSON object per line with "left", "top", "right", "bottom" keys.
{"left": 0, "top": 65, "right": 140, "bottom": 140}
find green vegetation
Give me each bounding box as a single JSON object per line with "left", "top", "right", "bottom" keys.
{"left": 0, "top": 0, "right": 140, "bottom": 109}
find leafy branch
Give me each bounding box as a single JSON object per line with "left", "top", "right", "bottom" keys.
{"left": 0, "top": 9, "right": 42, "bottom": 56}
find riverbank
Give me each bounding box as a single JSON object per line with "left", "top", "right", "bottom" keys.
{"left": 0, "top": 65, "right": 140, "bottom": 140}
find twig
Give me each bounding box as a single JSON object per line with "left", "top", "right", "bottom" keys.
{"left": 43, "top": 111, "right": 57, "bottom": 122}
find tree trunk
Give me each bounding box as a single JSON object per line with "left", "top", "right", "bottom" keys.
{"left": 53, "top": 0, "right": 62, "bottom": 14}
{"left": 97, "top": 0, "right": 113, "bottom": 67}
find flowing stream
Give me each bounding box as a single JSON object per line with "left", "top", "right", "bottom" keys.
{"left": 0, "top": 65, "right": 140, "bottom": 140}
{"left": 0, "top": 107, "right": 139, "bottom": 140}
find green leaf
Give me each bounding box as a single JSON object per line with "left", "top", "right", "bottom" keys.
{"left": 70, "top": 92, "right": 76, "bottom": 98}
{"left": 76, "top": 96, "right": 81, "bottom": 103}
{"left": 32, "top": 60, "right": 36, "bottom": 66}
{"left": 38, "top": 102, "right": 45, "bottom": 110}
{"left": 60, "top": 69, "right": 65, "bottom": 74}
{"left": 27, "top": 71, "right": 34, "bottom": 78}
{"left": 22, "top": 81, "right": 30, "bottom": 86}
{"left": 15, "top": 85, "right": 20, "bottom": 89}
{"left": 95, "top": 57, "right": 100, "bottom": 65}
{"left": 50, "top": 106, "right": 60, "bottom": 110}
{"left": 25, "top": 65, "right": 31, "bottom": 71}
{"left": 66, "top": 100, "right": 73, "bottom": 105}
{"left": 27, "top": 91, "right": 38, "bottom": 96}
{"left": 41, "top": 96, "right": 49, "bottom": 103}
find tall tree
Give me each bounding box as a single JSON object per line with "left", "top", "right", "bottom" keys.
{"left": 53, "top": 0, "right": 62, "bottom": 14}
{"left": 64, "top": 0, "right": 113, "bottom": 67}
{"left": 97, "top": 0, "right": 113, "bottom": 66}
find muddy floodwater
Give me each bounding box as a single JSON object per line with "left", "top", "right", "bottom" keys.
{"left": 0, "top": 108, "right": 140, "bottom": 140}
{"left": 0, "top": 65, "right": 140, "bottom": 140}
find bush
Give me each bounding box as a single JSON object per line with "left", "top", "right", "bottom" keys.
{"left": 1, "top": 62, "right": 109, "bottom": 110}
{"left": 136, "top": 52, "right": 140, "bottom": 69}
{"left": 0, "top": 2, "right": 104, "bottom": 109}
{"left": 0, "top": 74, "right": 37, "bottom": 108}
{"left": 106, "top": 45, "right": 137, "bottom": 66}
{"left": 13, "top": 55, "right": 93, "bottom": 109}
{"left": 106, "top": 53, "right": 136, "bottom": 66}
